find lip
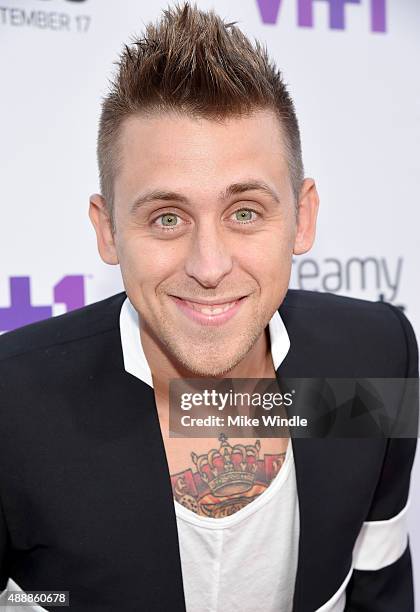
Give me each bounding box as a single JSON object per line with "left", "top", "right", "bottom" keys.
{"left": 170, "top": 295, "right": 247, "bottom": 306}
{"left": 169, "top": 295, "right": 247, "bottom": 326}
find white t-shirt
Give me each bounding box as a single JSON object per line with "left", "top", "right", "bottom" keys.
{"left": 175, "top": 439, "right": 299, "bottom": 612}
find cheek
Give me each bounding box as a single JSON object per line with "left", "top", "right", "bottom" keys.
{"left": 118, "top": 234, "right": 183, "bottom": 285}
{"left": 238, "top": 228, "right": 294, "bottom": 277}
{"left": 247, "top": 233, "right": 294, "bottom": 306}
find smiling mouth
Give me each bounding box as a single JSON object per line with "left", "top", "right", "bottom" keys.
{"left": 168, "top": 295, "right": 248, "bottom": 325}
{"left": 176, "top": 299, "right": 242, "bottom": 315}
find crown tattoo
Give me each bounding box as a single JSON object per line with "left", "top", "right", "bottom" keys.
{"left": 191, "top": 433, "right": 261, "bottom": 497}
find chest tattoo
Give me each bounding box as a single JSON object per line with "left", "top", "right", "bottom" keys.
{"left": 170, "top": 433, "right": 286, "bottom": 518}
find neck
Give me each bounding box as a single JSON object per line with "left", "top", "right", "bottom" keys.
{"left": 140, "top": 323, "right": 276, "bottom": 405}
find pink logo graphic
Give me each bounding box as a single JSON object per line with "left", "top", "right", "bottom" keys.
{"left": 256, "top": 0, "right": 386, "bottom": 32}
{"left": 0, "top": 276, "right": 85, "bottom": 332}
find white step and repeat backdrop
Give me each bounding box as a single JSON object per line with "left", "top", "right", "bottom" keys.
{"left": 1, "top": 0, "right": 419, "bottom": 596}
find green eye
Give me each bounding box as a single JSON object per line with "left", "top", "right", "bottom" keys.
{"left": 234, "top": 209, "right": 255, "bottom": 222}
{"left": 160, "top": 213, "right": 178, "bottom": 227}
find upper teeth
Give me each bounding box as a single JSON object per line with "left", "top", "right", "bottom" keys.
{"left": 185, "top": 300, "right": 237, "bottom": 315}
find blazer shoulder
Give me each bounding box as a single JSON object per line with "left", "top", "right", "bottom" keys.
{"left": 0, "top": 291, "right": 127, "bottom": 363}
{"left": 281, "top": 288, "right": 389, "bottom": 312}
{"left": 279, "top": 290, "right": 418, "bottom": 377}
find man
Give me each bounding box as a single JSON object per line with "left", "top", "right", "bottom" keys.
{"left": 0, "top": 3, "right": 418, "bottom": 611}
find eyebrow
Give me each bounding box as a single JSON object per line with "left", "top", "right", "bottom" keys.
{"left": 128, "top": 180, "right": 280, "bottom": 215}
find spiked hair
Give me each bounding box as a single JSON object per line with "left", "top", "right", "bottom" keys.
{"left": 97, "top": 2, "right": 304, "bottom": 230}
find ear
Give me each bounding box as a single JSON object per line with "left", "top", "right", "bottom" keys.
{"left": 88, "top": 194, "right": 119, "bottom": 265}
{"left": 293, "top": 178, "right": 320, "bottom": 255}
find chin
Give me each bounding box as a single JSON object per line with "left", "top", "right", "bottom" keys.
{"left": 172, "top": 351, "right": 241, "bottom": 378}
{"left": 163, "top": 329, "right": 259, "bottom": 378}
{"left": 177, "top": 357, "right": 230, "bottom": 379}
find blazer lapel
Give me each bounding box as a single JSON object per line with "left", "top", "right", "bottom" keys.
{"left": 118, "top": 367, "right": 188, "bottom": 611}
{"left": 276, "top": 303, "right": 380, "bottom": 612}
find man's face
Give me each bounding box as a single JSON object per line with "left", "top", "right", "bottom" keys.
{"left": 90, "top": 109, "right": 318, "bottom": 377}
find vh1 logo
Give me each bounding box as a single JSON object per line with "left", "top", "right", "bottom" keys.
{"left": 257, "top": 0, "right": 386, "bottom": 31}
{"left": 0, "top": 276, "right": 85, "bottom": 333}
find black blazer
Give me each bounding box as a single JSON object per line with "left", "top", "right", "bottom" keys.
{"left": 0, "top": 289, "right": 418, "bottom": 612}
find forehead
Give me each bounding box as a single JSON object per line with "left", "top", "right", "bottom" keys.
{"left": 114, "top": 109, "right": 290, "bottom": 204}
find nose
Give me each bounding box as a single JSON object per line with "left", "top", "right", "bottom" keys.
{"left": 184, "top": 222, "right": 233, "bottom": 287}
